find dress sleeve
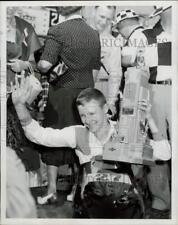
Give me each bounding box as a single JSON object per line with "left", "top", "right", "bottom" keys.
{"left": 40, "top": 26, "right": 63, "bottom": 65}
{"left": 150, "top": 139, "right": 171, "bottom": 161}
{"left": 23, "top": 119, "right": 76, "bottom": 149}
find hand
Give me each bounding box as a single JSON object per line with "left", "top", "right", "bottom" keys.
{"left": 8, "top": 59, "right": 28, "bottom": 73}
{"left": 138, "top": 100, "right": 152, "bottom": 120}
{"left": 121, "top": 47, "right": 137, "bottom": 67}
{"left": 12, "top": 75, "right": 32, "bottom": 106}
{"left": 38, "top": 99, "right": 46, "bottom": 112}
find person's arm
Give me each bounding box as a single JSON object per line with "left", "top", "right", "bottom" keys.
{"left": 93, "top": 69, "right": 100, "bottom": 82}
{"left": 146, "top": 111, "right": 162, "bottom": 141}
{"left": 8, "top": 59, "right": 31, "bottom": 73}
{"left": 138, "top": 99, "right": 162, "bottom": 140}
{"left": 107, "top": 43, "right": 122, "bottom": 113}
{"left": 12, "top": 76, "right": 76, "bottom": 148}
{"left": 150, "top": 139, "right": 171, "bottom": 161}
{"left": 23, "top": 119, "right": 76, "bottom": 148}
{"left": 92, "top": 31, "right": 101, "bottom": 82}
{"left": 121, "top": 46, "right": 137, "bottom": 67}
{"left": 139, "top": 100, "right": 171, "bottom": 161}
{"left": 37, "top": 26, "right": 63, "bottom": 74}
{"left": 121, "top": 31, "right": 149, "bottom": 67}
{"left": 147, "top": 112, "right": 171, "bottom": 161}
{"left": 37, "top": 60, "right": 53, "bottom": 74}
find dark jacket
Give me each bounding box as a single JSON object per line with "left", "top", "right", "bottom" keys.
{"left": 41, "top": 18, "right": 101, "bottom": 88}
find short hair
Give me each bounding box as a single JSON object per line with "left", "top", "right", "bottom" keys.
{"left": 57, "top": 6, "right": 82, "bottom": 16}
{"left": 76, "top": 88, "right": 106, "bottom": 107}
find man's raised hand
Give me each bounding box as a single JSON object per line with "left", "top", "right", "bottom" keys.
{"left": 12, "top": 75, "right": 32, "bottom": 106}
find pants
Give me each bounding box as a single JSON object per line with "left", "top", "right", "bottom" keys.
{"left": 149, "top": 84, "right": 171, "bottom": 209}
{"left": 74, "top": 180, "right": 144, "bottom": 218}
{"left": 150, "top": 84, "right": 171, "bottom": 140}
{"left": 132, "top": 162, "right": 171, "bottom": 210}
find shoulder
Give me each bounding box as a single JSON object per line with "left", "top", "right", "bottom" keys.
{"left": 142, "top": 28, "right": 157, "bottom": 45}
{"left": 156, "top": 30, "right": 171, "bottom": 42}
{"left": 47, "top": 24, "right": 64, "bottom": 36}
{"left": 74, "top": 126, "right": 90, "bottom": 139}
{"left": 74, "top": 125, "right": 88, "bottom": 132}
{"left": 129, "top": 29, "right": 148, "bottom": 47}
{"left": 130, "top": 28, "right": 147, "bottom": 40}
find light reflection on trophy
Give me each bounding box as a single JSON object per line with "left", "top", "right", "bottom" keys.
{"left": 103, "top": 50, "right": 154, "bottom": 165}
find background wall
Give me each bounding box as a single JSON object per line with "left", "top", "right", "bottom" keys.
{"left": 7, "top": 5, "right": 160, "bottom": 37}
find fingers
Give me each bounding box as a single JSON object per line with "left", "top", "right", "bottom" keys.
{"left": 7, "top": 59, "right": 17, "bottom": 66}
{"left": 8, "top": 59, "right": 17, "bottom": 63}
{"left": 38, "top": 99, "right": 44, "bottom": 108}
{"left": 138, "top": 100, "right": 151, "bottom": 106}
{"left": 15, "top": 75, "right": 20, "bottom": 89}
{"left": 10, "top": 81, "right": 14, "bottom": 92}
{"left": 25, "top": 85, "right": 33, "bottom": 102}
{"left": 20, "top": 73, "right": 26, "bottom": 88}
{"left": 138, "top": 100, "right": 152, "bottom": 113}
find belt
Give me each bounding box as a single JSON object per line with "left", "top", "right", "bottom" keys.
{"left": 150, "top": 79, "right": 172, "bottom": 85}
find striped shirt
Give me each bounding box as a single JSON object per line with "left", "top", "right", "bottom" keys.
{"left": 123, "top": 26, "right": 172, "bottom": 82}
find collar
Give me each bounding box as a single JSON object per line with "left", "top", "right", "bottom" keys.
{"left": 65, "top": 14, "right": 82, "bottom": 21}
{"left": 102, "top": 120, "right": 116, "bottom": 145}
{"left": 127, "top": 26, "right": 144, "bottom": 40}
{"left": 125, "top": 26, "right": 144, "bottom": 46}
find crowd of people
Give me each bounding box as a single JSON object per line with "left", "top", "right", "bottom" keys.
{"left": 6, "top": 5, "right": 172, "bottom": 219}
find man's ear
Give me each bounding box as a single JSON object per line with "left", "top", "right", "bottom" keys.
{"left": 103, "top": 103, "right": 109, "bottom": 114}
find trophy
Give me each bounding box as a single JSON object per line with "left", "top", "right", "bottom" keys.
{"left": 103, "top": 48, "right": 154, "bottom": 165}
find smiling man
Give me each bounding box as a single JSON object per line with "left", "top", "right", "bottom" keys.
{"left": 12, "top": 77, "right": 171, "bottom": 218}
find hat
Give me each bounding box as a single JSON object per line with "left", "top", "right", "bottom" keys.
{"left": 57, "top": 6, "right": 82, "bottom": 16}
{"left": 149, "top": 6, "right": 171, "bottom": 18}
{"left": 114, "top": 9, "right": 139, "bottom": 25}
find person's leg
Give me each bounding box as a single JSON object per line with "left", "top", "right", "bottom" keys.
{"left": 150, "top": 85, "right": 168, "bottom": 139}
{"left": 148, "top": 85, "right": 171, "bottom": 218}
{"left": 146, "top": 162, "right": 170, "bottom": 218}
{"left": 47, "top": 165, "right": 58, "bottom": 194}
{"left": 37, "top": 164, "right": 58, "bottom": 205}
{"left": 165, "top": 85, "right": 172, "bottom": 141}
{"left": 67, "top": 158, "right": 81, "bottom": 201}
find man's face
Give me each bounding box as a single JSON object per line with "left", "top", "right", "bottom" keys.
{"left": 117, "top": 20, "right": 130, "bottom": 39}
{"left": 77, "top": 99, "right": 107, "bottom": 134}
{"left": 117, "top": 18, "right": 139, "bottom": 39}
{"left": 94, "top": 6, "right": 115, "bottom": 33}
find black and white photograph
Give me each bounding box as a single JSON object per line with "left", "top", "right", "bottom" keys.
{"left": 0, "top": 1, "right": 178, "bottom": 224}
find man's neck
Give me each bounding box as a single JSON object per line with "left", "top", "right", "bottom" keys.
{"left": 95, "top": 119, "right": 111, "bottom": 144}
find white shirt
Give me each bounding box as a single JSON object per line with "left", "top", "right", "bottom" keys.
{"left": 97, "top": 33, "right": 122, "bottom": 104}
{"left": 23, "top": 119, "right": 171, "bottom": 163}
{"left": 122, "top": 27, "right": 173, "bottom": 81}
